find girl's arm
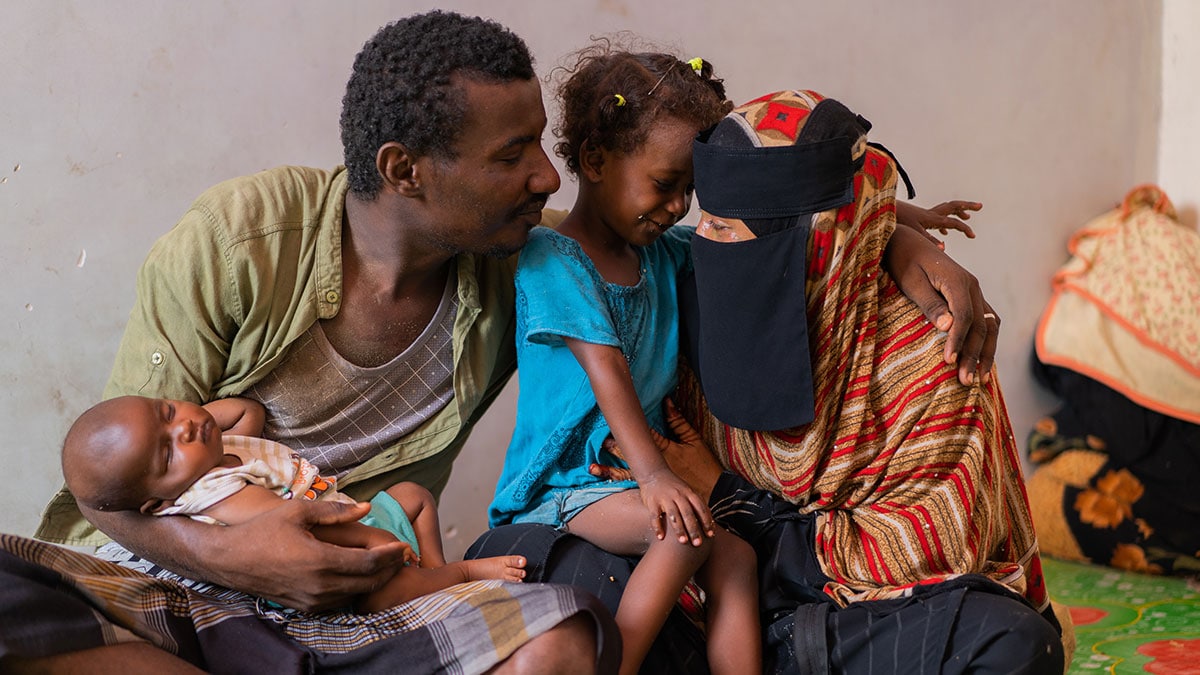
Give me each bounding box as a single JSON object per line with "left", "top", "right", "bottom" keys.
{"left": 564, "top": 338, "right": 714, "bottom": 546}
{"left": 203, "top": 397, "right": 266, "bottom": 436}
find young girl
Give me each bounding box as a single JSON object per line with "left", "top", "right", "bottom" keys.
{"left": 488, "top": 46, "right": 761, "bottom": 674}
{"left": 61, "top": 395, "right": 526, "bottom": 613}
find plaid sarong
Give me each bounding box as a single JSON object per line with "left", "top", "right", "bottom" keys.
{"left": 0, "top": 534, "right": 612, "bottom": 673}
{"left": 676, "top": 137, "right": 1047, "bottom": 610}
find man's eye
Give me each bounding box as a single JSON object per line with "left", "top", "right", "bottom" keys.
{"left": 166, "top": 403, "right": 175, "bottom": 421}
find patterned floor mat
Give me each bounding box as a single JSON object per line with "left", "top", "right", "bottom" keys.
{"left": 1044, "top": 557, "right": 1200, "bottom": 674}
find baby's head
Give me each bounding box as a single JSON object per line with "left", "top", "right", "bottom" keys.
{"left": 62, "top": 395, "right": 225, "bottom": 514}
{"left": 553, "top": 40, "right": 732, "bottom": 178}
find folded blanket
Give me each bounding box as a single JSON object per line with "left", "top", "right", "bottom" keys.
{"left": 1036, "top": 184, "right": 1200, "bottom": 424}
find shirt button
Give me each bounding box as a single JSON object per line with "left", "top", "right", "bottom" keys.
{"left": 325, "top": 290, "right": 340, "bottom": 304}
{"left": 150, "top": 351, "right": 164, "bottom": 366}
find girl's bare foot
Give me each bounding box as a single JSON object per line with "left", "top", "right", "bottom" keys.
{"left": 457, "top": 555, "right": 527, "bottom": 582}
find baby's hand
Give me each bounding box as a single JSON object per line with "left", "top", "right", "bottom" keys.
{"left": 398, "top": 543, "right": 419, "bottom": 566}
{"left": 639, "top": 469, "right": 715, "bottom": 546}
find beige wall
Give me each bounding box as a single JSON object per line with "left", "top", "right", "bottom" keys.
{"left": 0, "top": 1, "right": 1163, "bottom": 561}
{"left": 1160, "top": 0, "right": 1200, "bottom": 227}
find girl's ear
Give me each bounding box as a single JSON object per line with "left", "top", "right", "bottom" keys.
{"left": 580, "top": 139, "right": 606, "bottom": 183}
{"left": 377, "top": 142, "right": 422, "bottom": 197}
{"left": 139, "top": 498, "right": 166, "bottom": 515}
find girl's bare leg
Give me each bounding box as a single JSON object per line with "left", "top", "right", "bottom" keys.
{"left": 385, "top": 481, "right": 446, "bottom": 567}
{"left": 697, "top": 529, "right": 761, "bottom": 675}
{"left": 567, "top": 489, "right": 710, "bottom": 675}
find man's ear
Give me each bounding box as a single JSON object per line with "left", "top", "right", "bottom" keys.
{"left": 580, "top": 139, "right": 606, "bottom": 183}
{"left": 377, "top": 142, "right": 422, "bottom": 197}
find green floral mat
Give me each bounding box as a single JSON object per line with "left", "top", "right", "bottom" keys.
{"left": 1044, "top": 557, "right": 1200, "bottom": 673}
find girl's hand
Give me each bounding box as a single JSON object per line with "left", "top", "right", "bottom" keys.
{"left": 895, "top": 200, "right": 981, "bottom": 248}
{"left": 638, "top": 469, "right": 715, "bottom": 546}
{"left": 918, "top": 200, "right": 980, "bottom": 237}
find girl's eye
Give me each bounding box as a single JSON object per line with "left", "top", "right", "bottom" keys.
{"left": 166, "top": 403, "right": 175, "bottom": 421}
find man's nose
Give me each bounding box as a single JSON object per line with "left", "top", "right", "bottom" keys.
{"left": 529, "top": 147, "right": 561, "bottom": 196}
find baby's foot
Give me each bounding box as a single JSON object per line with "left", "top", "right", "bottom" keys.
{"left": 460, "top": 555, "right": 527, "bottom": 583}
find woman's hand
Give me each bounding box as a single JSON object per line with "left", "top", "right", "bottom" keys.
{"left": 638, "top": 467, "right": 715, "bottom": 547}
{"left": 590, "top": 399, "right": 724, "bottom": 501}
{"left": 884, "top": 224, "right": 999, "bottom": 385}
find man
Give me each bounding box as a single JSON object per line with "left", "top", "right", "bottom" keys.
{"left": 11, "top": 11, "right": 612, "bottom": 673}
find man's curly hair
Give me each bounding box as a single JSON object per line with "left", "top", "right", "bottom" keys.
{"left": 554, "top": 38, "right": 732, "bottom": 178}
{"left": 340, "top": 11, "right": 535, "bottom": 199}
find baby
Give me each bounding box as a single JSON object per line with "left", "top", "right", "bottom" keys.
{"left": 61, "top": 395, "right": 525, "bottom": 613}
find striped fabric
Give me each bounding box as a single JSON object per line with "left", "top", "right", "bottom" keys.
{"left": 675, "top": 128, "right": 1047, "bottom": 611}
{"left": 0, "top": 533, "right": 608, "bottom": 673}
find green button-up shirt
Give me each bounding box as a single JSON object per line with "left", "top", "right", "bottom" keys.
{"left": 37, "top": 165, "right": 527, "bottom": 546}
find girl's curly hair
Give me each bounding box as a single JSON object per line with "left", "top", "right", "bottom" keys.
{"left": 553, "top": 37, "right": 732, "bottom": 177}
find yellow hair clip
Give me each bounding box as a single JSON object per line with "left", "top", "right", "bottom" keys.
{"left": 687, "top": 57, "right": 704, "bottom": 75}
{"left": 613, "top": 94, "right": 627, "bottom": 107}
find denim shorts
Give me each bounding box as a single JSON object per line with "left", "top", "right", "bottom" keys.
{"left": 510, "top": 480, "right": 637, "bottom": 529}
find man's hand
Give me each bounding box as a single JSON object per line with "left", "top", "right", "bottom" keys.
{"left": 312, "top": 513, "right": 420, "bottom": 567}
{"left": 211, "top": 499, "right": 410, "bottom": 610}
{"left": 85, "top": 498, "right": 409, "bottom": 612}
{"left": 884, "top": 225, "right": 999, "bottom": 386}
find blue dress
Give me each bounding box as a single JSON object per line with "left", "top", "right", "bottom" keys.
{"left": 488, "top": 225, "right": 694, "bottom": 527}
